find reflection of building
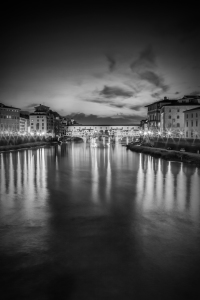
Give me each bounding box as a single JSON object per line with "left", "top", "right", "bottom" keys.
{"left": 183, "top": 107, "right": 200, "bottom": 138}
{"left": 0, "top": 103, "right": 20, "bottom": 133}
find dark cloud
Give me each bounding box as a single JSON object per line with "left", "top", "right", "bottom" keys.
{"left": 151, "top": 92, "right": 160, "bottom": 98}
{"left": 139, "top": 71, "right": 169, "bottom": 92}
{"left": 65, "top": 113, "right": 143, "bottom": 125}
{"left": 188, "top": 91, "right": 200, "bottom": 96}
{"left": 128, "top": 104, "right": 143, "bottom": 111}
{"left": 23, "top": 103, "right": 39, "bottom": 109}
{"left": 109, "top": 103, "right": 125, "bottom": 108}
{"left": 130, "top": 45, "right": 156, "bottom": 72}
{"left": 105, "top": 53, "right": 116, "bottom": 72}
{"left": 175, "top": 92, "right": 180, "bottom": 95}
{"left": 99, "top": 85, "right": 133, "bottom": 99}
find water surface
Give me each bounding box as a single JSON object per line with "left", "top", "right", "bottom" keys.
{"left": 0, "top": 143, "right": 200, "bottom": 299}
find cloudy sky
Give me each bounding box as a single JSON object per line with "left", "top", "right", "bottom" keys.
{"left": 1, "top": 2, "right": 200, "bottom": 124}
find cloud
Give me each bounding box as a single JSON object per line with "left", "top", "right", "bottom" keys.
{"left": 130, "top": 45, "right": 156, "bottom": 72}
{"left": 65, "top": 113, "right": 144, "bottom": 125}
{"left": 139, "top": 71, "right": 169, "bottom": 92}
{"left": 151, "top": 92, "right": 160, "bottom": 98}
{"left": 128, "top": 104, "right": 145, "bottom": 111}
{"left": 99, "top": 85, "right": 133, "bottom": 99}
{"left": 188, "top": 91, "right": 200, "bottom": 96}
{"left": 175, "top": 92, "right": 180, "bottom": 95}
{"left": 105, "top": 53, "right": 116, "bottom": 72}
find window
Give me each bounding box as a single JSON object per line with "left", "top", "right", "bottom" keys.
{"left": 168, "top": 115, "right": 171, "bottom": 119}
{"left": 177, "top": 115, "right": 179, "bottom": 119}
{"left": 196, "top": 121, "right": 198, "bottom": 127}
{"left": 169, "top": 109, "right": 171, "bottom": 112}
{"left": 191, "top": 132, "right": 193, "bottom": 138}
{"left": 196, "top": 113, "right": 198, "bottom": 118}
{"left": 191, "top": 121, "right": 193, "bottom": 127}
{"left": 186, "top": 131, "right": 188, "bottom": 137}
{"left": 177, "top": 123, "right": 180, "bottom": 127}
{"left": 186, "top": 114, "right": 188, "bottom": 119}
{"left": 177, "top": 109, "right": 180, "bottom": 112}
{"left": 186, "top": 122, "right": 188, "bottom": 127}
{"left": 191, "top": 114, "right": 193, "bottom": 118}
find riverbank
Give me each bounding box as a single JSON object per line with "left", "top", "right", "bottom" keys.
{"left": 0, "top": 141, "right": 58, "bottom": 152}
{"left": 127, "top": 144, "right": 200, "bottom": 167}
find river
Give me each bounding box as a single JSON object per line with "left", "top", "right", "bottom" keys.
{"left": 0, "top": 142, "right": 200, "bottom": 299}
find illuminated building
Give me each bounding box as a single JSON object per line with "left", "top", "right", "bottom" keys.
{"left": 0, "top": 103, "right": 20, "bottom": 133}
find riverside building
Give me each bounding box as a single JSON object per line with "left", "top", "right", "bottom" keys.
{"left": 145, "top": 97, "right": 176, "bottom": 130}
{"left": 183, "top": 107, "right": 200, "bottom": 138}
{"left": 0, "top": 103, "right": 20, "bottom": 133}
{"left": 67, "top": 124, "right": 141, "bottom": 136}
{"left": 160, "top": 96, "right": 200, "bottom": 133}
{"left": 29, "top": 104, "right": 55, "bottom": 136}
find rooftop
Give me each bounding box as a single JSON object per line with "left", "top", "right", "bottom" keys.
{"left": 183, "top": 107, "right": 200, "bottom": 113}
{"left": 0, "top": 103, "right": 20, "bottom": 110}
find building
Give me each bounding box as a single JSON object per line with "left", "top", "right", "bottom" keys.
{"left": 67, "top": 124, "right": 141, "bottom": 136}
{"left": 140, "top": 119, "right": 148, "bottom": 131}
{"left": 145, "top": 97, "right": 177, "bottom": 130}
{"left": 19, "top": 117, "right": 28, "bottom": 133}
{"left": 20, "top": 112, "right": 30, "bottom": 133}
{"left": 160, "top": 96, "right": 200, "bottom": 133}
{"left": 29, "top": 104, "right": 55, "bottom": 136}
{"left": 0, "top": 103, "right": 20, "bottom": 133}
{"left": 183, "top": 107, "right": 200, "bottom": 138}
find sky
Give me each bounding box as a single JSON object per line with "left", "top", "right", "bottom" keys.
{"left": 1, "top": 2, "right": 200, "bottom": 124}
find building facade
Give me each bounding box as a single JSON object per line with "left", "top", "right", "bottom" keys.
{"left": 160, "top": 104, "right": 200, "bottom": 133}
{"left": 145, "top": 97, "right": 176, "bottom": 130}
{"left": 67, "top": 124, "right": 141, "bottom": 136}
{"left": 19, "top": 117, "right": 28, "bottom": 133}
{"left": 29, "top": 104, "right": 55, "bottom": 135}
{"left": 183, "top": 107, "right": 200, "bottom": 138}
{"left": 0, "top": 103, "right": 20, "bottom": 133}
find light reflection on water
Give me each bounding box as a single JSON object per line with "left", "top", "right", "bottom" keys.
{"left": 0, "top": 143, "right": 200, "bottom": 299}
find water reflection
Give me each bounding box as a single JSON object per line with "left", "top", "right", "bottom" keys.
{"left": 1, "top": 144, "right": 200, "bottom": 299}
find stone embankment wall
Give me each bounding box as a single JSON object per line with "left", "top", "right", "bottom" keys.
{"left": 127, "top": 144, "right": 200, "bottom": 167}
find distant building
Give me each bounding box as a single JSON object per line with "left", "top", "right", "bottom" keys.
{"left": 20, "top": 112, "right": 30, "bottom": 133}
{"left": 67, "top": 124, "right": 141, "bottom": 136}
{"left": 29, "top": 104, "right": 55, "bottom": 136}
{"left": 145, "top": 97, "right": 176, "bottom": 130}
{"left": 0, "top": 103, "right": 20, "bottom": 133}
{"left": 160, "top": 96, "right": 200, "bottom": 133}
{"left": 183, "top": 107, "right": 200, "bottom": 138}
{"left": 140, "top": 119, "right": 148, "bottom": 131}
